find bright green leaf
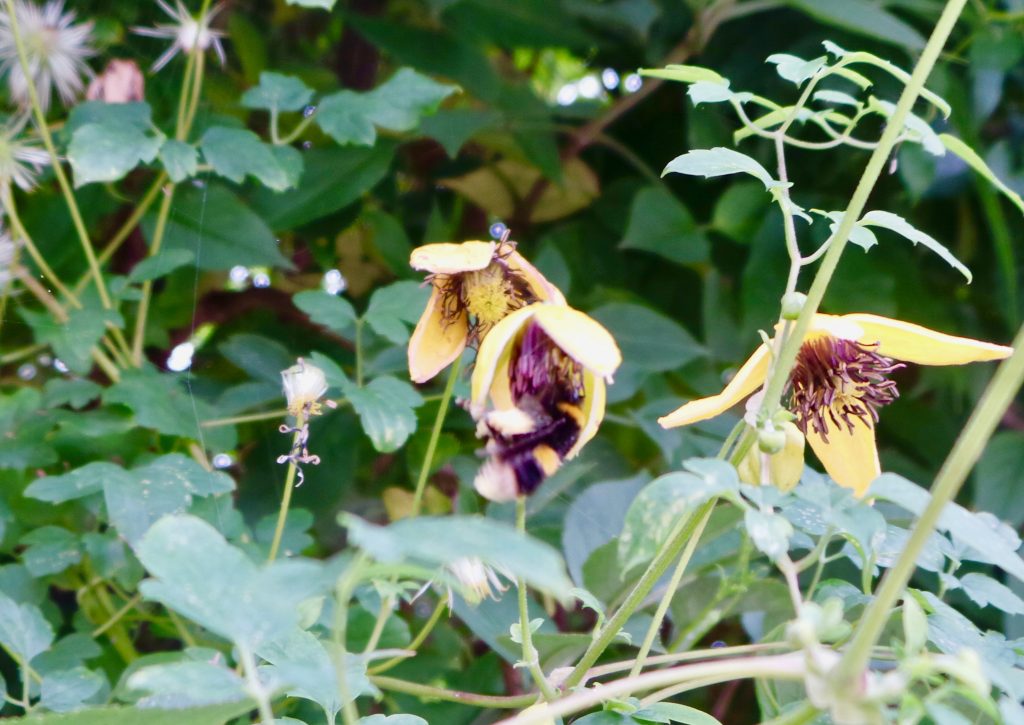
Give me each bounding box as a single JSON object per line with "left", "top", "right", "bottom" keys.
{"left": 344, "top": 376, "right": 423, "bottom": 452}
{"left": 19, "top": 526, "right": 81, "bottom": 577}
{"left": 241, "top": 71, "right": 315, "bottom": 112}
{"left": 0, "top": 591, "right": 54, "bottom": 661}
{"left": 159, "top": 140, "right": 198, "bottom": 183}
{"left": 364, "top": 281, "right": 430, "bottom": 345}
{"left": 294, "top": 291, "right": 357, "bottom": 333}
{"left": 639, "top": 64, "right": 727, "bottom": 85}
{"left": 663, "top": 147, "right": 777, "bottom": 190}
{"left": 940, "top": 134, "right": 1024, "bottom": 218}
{"left": 201, "top": 127, "right": 303, "bottom": 191}
{"left": 39, "top": 667, "right": 105, "bottom": 712}
{"left": 128, "top": 249, "right": 195, "bottom": 283}
{"left": 68, "top": 103, "right": 164, "bottom": 186}
{"left": 859, "top": 210, "right": 972, "bottom": 282}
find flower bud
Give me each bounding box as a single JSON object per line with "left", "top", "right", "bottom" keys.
{"left": 281, "top": 358, "right": 328, "bottom": 417}
{"left": 758, "top": 426, "right": 787, "bottom": 454}
{"left": 780, "top": 291, "right": 807, "bottom": 320}
{"left": 740, "top": 421, "right": 805, "bottom": 491}
{"left": 86, "top": 59, "right": 145, "bottom": 103}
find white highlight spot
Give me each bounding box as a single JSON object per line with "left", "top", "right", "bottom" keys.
{"left": 578, "top": 75, "right": 601, "bottom": 99}
{"left": 624, "top": 73, "right": 642, "bottom": 93}
{"left": 602, "top": 68, "right": 620, "bottom": 90}
{"left": 212, "top": 453, "right": 233, "bottom": 469}
{"left": 556, "top": 83, "right": 578, "bottom": 106}
{"left": 167, "top": 342, "right": 195, "bottom": 372}
{"left": 323, "top": 269, "right": 347, "bottom": 295}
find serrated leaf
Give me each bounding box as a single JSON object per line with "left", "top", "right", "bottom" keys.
{"left": 663, "top": 147, "right": 777, "bottom": 190}
{"left": 344, "top": 376, "right": 423, "bottom": 452}
{"left": 241, "top": 72, "right": 315, "bottom": 112}
{"left": 830, "top": 49, "right": 950, "bottom": 117}
{"left": 158, "top": 140, "right": 198, "bottom": 183}
{"left": 42, "top": 379, "right": 102, "bottom": 410}
{"left": 294, "top": 291, "right": 357, "bottom": 333}
{"left": 0, "top": 591, "right": 54, "bottom": 661}
{"left": 815, "top": 209, "right": 879, "bottom": 251}
{"left": 343, "top": 514, "right": 573, "bottom": 598}
{"left": 201, "top": 127, "right": 302, "bottom": 191}
{"left": 859, "top": 210, "right": 972, "bottom": 282}
{"left": 68, "top": 102, "right": 164, "bottom": 186}
{"left": 959, "top": 573, "right": 1024, "bottom": 615}
{"left": 128, "top": 249, "right": 195, "bottom": 282}
{"left": 25, "top": 461, "right": 125, "bottom": 503}
{"left": 363, "top": 281, "right": 430, "bottom": 345}
{"left": 940, "top": 133, "right": 1024, "bottom": 218}
{"left": 21, "top": 306, "right": 124, "bottom": 375}
{"left": 19, "top": 526, "right": 81, "bottom": 577}
{"left": 687, "top": 80, "right": 734, "bottom": 105}
{"left": 317, "top": 68, "right": 458, "bottom": 146}
{"left": 137, "top": 514, "right": 326, "bottom": 651}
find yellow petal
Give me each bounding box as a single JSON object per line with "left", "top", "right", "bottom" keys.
{"left": 532, "top": 305, "right": 622, "bottom": 380}
{"left": 567, "top": 371, "right": 605, "bottom": 459}
{"left": 410, "top": 241, "right": 496, "bottom": 274}
{"left": 843, "top": 313, "right": 1013, "bottom": 365}
{"left": 470, "top": 305, "right": 537, "bottom": 407}
{"left": 506, "top": 250, "right": 567, "bottom": 305}
{"left": 408, "top": 286, "right": 467, "bottom": 383}
{"left": 806, "top": 416, "right": 879, "bottom": 497}
{"left": 658, "top": 344, "right": 771, "bottom": 428}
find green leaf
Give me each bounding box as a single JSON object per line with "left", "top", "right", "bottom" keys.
{"left": 662, "top": 147, "right": 777, "bottom": 190}
{"left": 902, "top": 593, "right": 928, "bottom": 655}
{"left": 766, "top": 53, "right": 826, "bottom": 85}
{"left": 258, "top": 627, "right": 374, "bottom": 718}
{"left": 252, "top": 145, "right": 394, "bottom": 229}
{"left": 127, "top": 661, "right": 246, "bottom": 707}
{"left": 639, "top": 64, "right": 727, "bottom": 85}
{"left": 103, "top": 370, "right": 207, "bottom": 440}
{"left": 823, "top": 45, "right": 950, "bottom": 117}
{"left": 158, "top": 140, "right": 198, "bottom": 183}
{"left": 201, "top": 127, "right": 302, "bottom": 191}
{"left": 710, "top": 181, "right": 771, "bottom": 243}
{"left": 343, "top": 514, "right": 574, "bottom": 598}
{"left": 590, "top": 303, "right": 704, "bottom": 372}
{"left": 0, "top": 701, "right": 256, "bottom": 724}
{"left": 316, "top": 68, "right": 458, "bottom": 146}
{"left": 294, "top": 291, "right": 357, "bottom": 333}
{"left": 344, "top": 376, "right": 423, "bottom": 453}
{"left": 687, "top": 80, "right": 734, "bottom": 106}
{"left": 419, "top": 108, "right": 500, "bottom": 157}
{"left": 42, "top": 379, "right": 102, "bottom": 410}
{"left": 67, "top": 102, "right": 164, "bottom": 186}
{"left": 363, "top": 281, "right": 430, "bottom": 345}
{"left": 786, "top": 0, "right": 925, "bottom": 50}
{"left": 814, "top": 209, "right": 879, "bottom": 252}
{"left": 241, "top": 71, "right": 315, "bottom": 112}
{"left": 940, "top": 134, "right": 1024, "bottom": 218}
{"left": 39, "top": 667, "right": 105, "bottom": 712}
{"left": 959, "top": 573, "right": 1024, "bottom": 615}
{"left": 19, "top": 526, "right": 82, "bottom": 577}
{"left": 619, "top": 467, "right": 737, "bottom": 571}
{"left": 128, "top": 249, "right": 195, "bottom": 283}
{"left": 219, "top": 333, "right": 295, "bottom": 383}
{"left": 25, "top": 461, "right": 125, "bottom": 503}
{"left": 634, "top": 702, "right": 723, "bottom": 725}
{"left": 859, "top": 210, "right": 972, "bottom": 282}
{"left": 144, "top": 183, "right": 290, "bottom": 271}
{"left": 619, "top": 187, "right": 709, "bottom": 266}
{"left": 0, "top": 591, "right": 54, "bottom": 661}
{"left": 813, "top": 89, "right": 862, "bottom": 108}
{"left": 744, "top": 509, "right": 793, "bottom": 561}
{"left": 360, "top": 717, "right": 428, "bottom": 725}
{"left": 137, "top": 514, "right": 326, "bottom": 651}
{"left": 21, "top": 306, "right": 124, "bottom": 375}
{"left": 976, "top": 432, "right": 1024, "bottom": 528}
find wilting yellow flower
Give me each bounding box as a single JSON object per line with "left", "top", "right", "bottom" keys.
{"left": 660, "top": 313, "right": 1012, "bottom": 496}
{"left": 471, "top": 303, "right": 621, "bottom": 501}
{"left": 408, "top": 240, "right": 564, "bottom": 383}
{"left": 281, "top": 358, "right": 328, "bottom": 418}
{"left": 738, "top": 420, "right": 805, "bottom": 492}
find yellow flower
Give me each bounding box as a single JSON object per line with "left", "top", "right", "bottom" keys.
{"left": 470, "top": 303, "right": 621, "bottom": 501}
{"left": 660, "top": 313, "right": 1012, "bottom": 496}
{"left": 407, "top": 240, "right": 565, "bottom": 383}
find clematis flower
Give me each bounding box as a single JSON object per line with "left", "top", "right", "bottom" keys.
{"left": 445, "top": 557, "right": 508, "bottom": 606}
{"left": 0, "top": 115, "right": 48, "bottom": 193}
{"left": 408, "top": 239, "right": 565, "bottom": 383}
{"left": 471, "top": 303, "right": 621, "bottom": 501}
{"left": 659, "top": 313, "right": 1012, "bottom": 496}
{"left": 133, "top": 0, "right": 226, "bottom": 73}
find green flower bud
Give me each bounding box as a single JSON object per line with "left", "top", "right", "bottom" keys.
{"left": 758, "top": 427, "right": 787, "bottom": 454}
{"left": 780, "top": 291, "right": 807, "bottom": 320}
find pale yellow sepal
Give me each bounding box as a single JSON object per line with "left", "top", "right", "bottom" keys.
{"left": 658, "top": 344, "right": 771, "bottom": 428}
{"left": 532, "top": 304, "right": 622, "bottom": 381}
{"left": 843, "top": 313, "right": 1013, "bottom": 365}
{"left": 409, "top": 241, "right": 496, "bottom": 274}
{"left": 506, "top": 250, "right": 567, "bottom": 305}
{"left": 407, "top": 286, "right": 468, "bottom": 384}
{"left": 806, "top": 416, "right": 880, "bottom": 497}
{"left": 738, "top": 421, "right": 805, "bottom": 492}
{"left": 471, "top": 305, "right": 536, "bottom": 409}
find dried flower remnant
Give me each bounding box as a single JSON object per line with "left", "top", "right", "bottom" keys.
{"left": 445, "top": 557, "right": 508, "bottom": 606}
{"left": 0, "top": 115, "right": 48, "bottom": 193}
{"left": 471, "top": 303, "right": 621, "bottom": 501}
{"left": 133, "top": 0, "right": 226, "bottom": 72}
{"left": 86, "top": 59, "right": 144, "bottom": 103}
{"left": 0, "top": 0, "right": 94, "bottom": 111}
{"left": 660, "top": 313, "right": 1012, "bottom": 495}
{"left": 407, "top": 234, "right": 564, "bottom": 384}
{"left": 277, "top": 358, "right": 335, "bottom": 484}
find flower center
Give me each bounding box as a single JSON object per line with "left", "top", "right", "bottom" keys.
{"left": 510, "top": 322, "right": 584, "bottom": 408}
{"left": 789, "top": 336, "right": 903, "bottom": 442}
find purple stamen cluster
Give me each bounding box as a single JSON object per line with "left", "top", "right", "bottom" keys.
{"left": 789, "top": 336, "right": 904, "bottom": 442}
{"left": 510, "top": 322, "right": 584, "bottom": 405}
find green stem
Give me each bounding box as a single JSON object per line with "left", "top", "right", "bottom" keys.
{"left": 834, "top": 321, "right": 1024, "bottom": 686}
{"left": 758, "top": 0, "right": 969, "bottom": 424}
{"left": 131, "top": 185, "right": 176, "bottom": 365}
{"left": 759, "top": 701, "right": 821, "bottom": 725}
{"left": 3, "top": 0, "right": 112, "bottom": 311}
{"left": 268, "top": 412, "right": 305, "bottom": 562}
{"left": 515, "top": 496, "right": 557, "bottom": 701}
{"left": 411, "top": 356, "right": 462, "bottom": 517}
{"left": 562, "top": 498, "right": 716, "bottom": 689}
{"left": 629, "top": 504, "right": 714, "bottom": 677}
{"left": 238, "top": 645, "right": 275, "bottom": 725}
{"left": 334, "top": 555, "right": 367, "bottom": 725}
{"left": 370, "top": 675, "right": 537, "bottom": 708}
{"left": 355, "top": 319, "right": 365, "bottom": 386}
{"left": 362, "top": 594, "right": 394, "bottom": 655}
{"left": 368, "top": 596, "right": 448, "bottom": 674}
{"left": 202, "top": 408, "right": 290, "bottom": 427}
{"left": 91, "top": 592, "right": 142, "bottom": 637}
